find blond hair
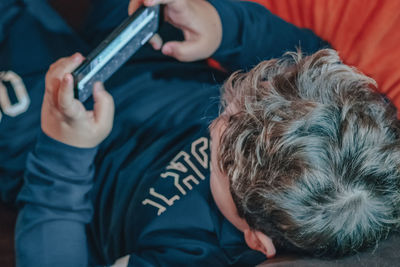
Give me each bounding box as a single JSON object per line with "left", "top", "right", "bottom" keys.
{"left": 217, "top": 49, "right": 400, "bottom": 256}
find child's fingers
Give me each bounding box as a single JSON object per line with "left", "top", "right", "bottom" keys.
{"left": 128, "top": 0, "right": 144, "bottom": 15}
{"left": 93, "top": 82, "right": 115, "bottom": 135}
{"left": 161, "top": 39, "right": 205, "bottom": 62}
{"left": 45, "top": 53, "right": 84, "bottom": 96}
{"left": 149, "top": 33, "right": 163, "bottom": 50}
{"left": 58, "top": 73, "right": 83, "bottom": 118}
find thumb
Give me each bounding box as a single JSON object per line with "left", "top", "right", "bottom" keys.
{"left": 93, "top": 82, "right": 115, "bottom": 131}
{"left": 162, "top": 40, "right": 205, "bottom": 62}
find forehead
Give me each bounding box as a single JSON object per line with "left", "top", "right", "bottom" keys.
{"left": 209, "top": 112, "right": 249, "bottom": 232}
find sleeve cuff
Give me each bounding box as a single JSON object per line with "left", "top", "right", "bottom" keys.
{"left": 34, "top": 131, "right": 98, "bottom": 178}
{"left": 208, "top": 0, "right": 242, "bottom": 58}
{"left": 16, "top": 131, "right": 97, "bottom": 215}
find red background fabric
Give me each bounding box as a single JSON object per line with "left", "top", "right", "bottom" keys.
{"left": 250, "top": 0, "right": 400, "bottom": 109}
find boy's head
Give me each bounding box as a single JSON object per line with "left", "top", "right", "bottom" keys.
{"left": 210, "top": 49, "right": 400, "bottom": 258}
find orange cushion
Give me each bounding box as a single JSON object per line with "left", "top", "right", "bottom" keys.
{"left": 251, "top": 0, "right": 400, "bottom": 109}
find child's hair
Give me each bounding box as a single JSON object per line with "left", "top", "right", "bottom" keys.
{"left": 217, "top": 49, "right": 400, "bottom": 257}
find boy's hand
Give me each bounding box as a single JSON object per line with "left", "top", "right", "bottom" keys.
{"left": 128, "top": 0, "right": 222, "bottom": 62}
{"left": 42, "top": 53, "right": 115, "bottom": 148}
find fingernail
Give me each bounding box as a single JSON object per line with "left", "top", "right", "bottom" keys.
{"left": 162, "top": 45, "right": 172, "bottom": 55}
{"left": 74, "top": 53, "right": 82, "bottom": 61}
{"left": 153, "top": 41, "right": 162, "bottom": 50}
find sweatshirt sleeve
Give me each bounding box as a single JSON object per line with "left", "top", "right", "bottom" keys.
{"left": 208, "top": 0, "right": 330, "bottom": 71}
{"left": 15, "top": 131, "right": 98, "bottom": 267}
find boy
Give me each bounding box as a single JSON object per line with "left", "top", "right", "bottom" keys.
{"left": 3, "top": 0, "right": 398, "bottom": 266}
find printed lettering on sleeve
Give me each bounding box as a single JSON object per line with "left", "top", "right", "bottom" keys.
{"left": 142, "top": 137, "right": 211, "bottom": 216}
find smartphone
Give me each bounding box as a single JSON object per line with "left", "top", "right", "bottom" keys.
{"left": 72, "top": 5, "right": 160, "bottom": 102}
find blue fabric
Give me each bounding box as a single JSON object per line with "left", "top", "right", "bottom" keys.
{"left": 16, "top": 132, "right": 97, "bottom": 267}
{"left": 209, "top": 0, "right": 330, "bottom": 71}
{"left": 0, "top": 0, "right": 329, "bottom": 266}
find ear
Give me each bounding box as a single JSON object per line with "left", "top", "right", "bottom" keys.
{"left": 244, "top": 229, "right": 276, "bottom": 258}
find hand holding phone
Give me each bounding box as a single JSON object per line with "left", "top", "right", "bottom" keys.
{"left": 128, "top": 0, "right": 222, "bottom": 62}
{"left": 42, "top": 53, "right": 115, "bottom": 148}
{"left": 72, "top": 5, "right": 160, "bottom": 102}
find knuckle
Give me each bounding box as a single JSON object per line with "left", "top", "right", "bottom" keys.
{"left": 48, "top": 67, "right": 62, "bottom": 80}
{"left": 58, "top": 101, "right": 69, "bottom": 112}
{"left": 48, "top": 65, "right": 57, "bottom": 76}
{"left": 49, "top": 62, "right": 57, "bottom": 70}
{"left": 49, "top": 58, "right": 64, "bottom": 70}
{"left": 61, "top": 102, "right": 79, "bottom": 119}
